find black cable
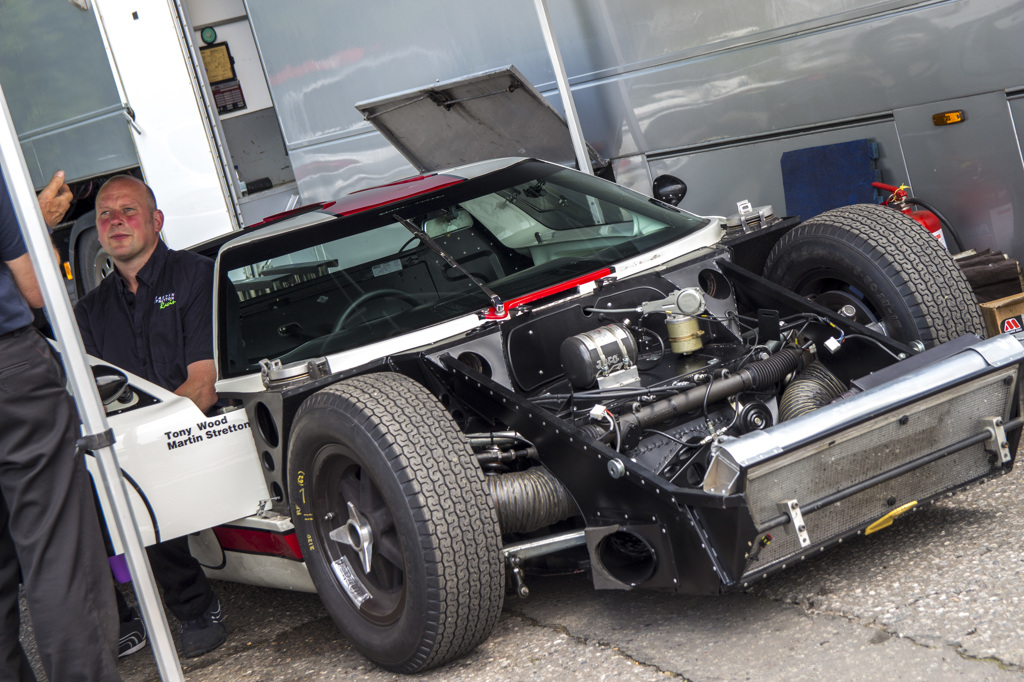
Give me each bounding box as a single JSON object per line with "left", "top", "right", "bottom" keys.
{"left": 843, "top": 333, "right": 905, "bottom": 360}
{"left": 904, "top": 197, "right": 965, "bottom": 253}
{"left": 725, "top": 311, "right": 757, "bottom": 327}
{"left": 702, "top": 373, "right": 715, "bottom": 417}
{"left": 644, "top": 428, "right": 707, "bottom": 451}
{"left": 643, "top": 428, "right": 688, "bottom": 445}
{"left": 643, "top": 428, "right": 707, "bottom": 482}
{"left": 83, "top": 453, "right": 161, "bottom": 544}
{"left": 119, "top": 469, "right": 161, "bottom": 544}
{"left": 732, "top": 334, "right": 762, "bottom": 373}
{"left": 591, "top": 409, "right": 623, "bottom": 452}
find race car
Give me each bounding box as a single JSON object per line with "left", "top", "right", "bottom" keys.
{"left": 89, "top": 156, "right": 1023, "bottom": 674}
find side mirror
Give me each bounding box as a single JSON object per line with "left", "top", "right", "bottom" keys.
{"left": 92, "top": 365, "right": 129, "bottom": 405}
{"left": 653, "top": 175, "right": 687, "bottom": 206}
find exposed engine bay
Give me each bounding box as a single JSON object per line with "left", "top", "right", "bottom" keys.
{"left": 435, "top": 245, "right": 886, "bottom": 527}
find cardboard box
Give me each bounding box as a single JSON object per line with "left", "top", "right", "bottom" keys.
{"left": 981, "top": 292, "right": 1024, "bottom": 336}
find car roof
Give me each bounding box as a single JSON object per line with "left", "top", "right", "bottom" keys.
{"left": 191, "top": 157, "right": 530, "bottom": 261}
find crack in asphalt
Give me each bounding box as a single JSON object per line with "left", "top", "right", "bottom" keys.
{"left": 756, "top": 591, "right": 1024, "bottom": 676}
{"left": 504, "top": 610, "right": 687, "bottom": 680}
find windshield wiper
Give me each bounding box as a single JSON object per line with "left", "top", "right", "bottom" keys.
{"left": 392, "top": 213, "right": 505, "bottom": 316}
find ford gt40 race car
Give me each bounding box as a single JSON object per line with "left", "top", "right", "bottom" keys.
{"left": 88, "top": 157, "right": 1023, "bottom": 673}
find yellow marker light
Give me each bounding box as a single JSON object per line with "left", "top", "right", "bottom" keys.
{"left": 932, "top": 110, "right": 965, "bottom": 126}
{"left": 63, "top": 261, "right": 73, "bottom": 280}
{"left": 865, "top": 501, "right": 918, "bottom": 535}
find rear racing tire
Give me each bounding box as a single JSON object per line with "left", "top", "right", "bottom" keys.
{"left": 287, "top": 372, "right": 505, "bottom": 673}
{"left": 763, "top": 203, "right": 984, "bottom": 347}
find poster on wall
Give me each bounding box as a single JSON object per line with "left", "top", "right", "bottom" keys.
{"left": 200, "top": 42, "right": 247, "bottom": 114}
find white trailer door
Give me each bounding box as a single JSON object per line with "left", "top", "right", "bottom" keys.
{"left": 91, "top": 0, "right": 241, "bottom": 249}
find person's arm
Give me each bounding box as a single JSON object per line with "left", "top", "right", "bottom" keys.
{"left": 7, "top": 252, "right": 43, "bottom": 308}
{"left": 37, "top": 171, "right": 72, "bottom": 229}
{"left": 3, "top": 171, "right": 72, "bottom": 309}
{"left": 174, "top": 359, "right": 217, "bottom": 413}
{"left": 177, "top": 256, "right": 218, "bottom": 412}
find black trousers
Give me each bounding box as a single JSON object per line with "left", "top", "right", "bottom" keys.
{"left": 0, "top": 327, "right": 119, "bottom": 681}
{"left": 115, "top": 535, "right": 215, "bottom": 623}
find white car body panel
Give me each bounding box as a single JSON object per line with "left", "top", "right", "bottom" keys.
{"left": 87, "top": 360, "right": 269, "bottom": 553}
{"left": 189, "top": 520, "right": 316, "bottom": 593}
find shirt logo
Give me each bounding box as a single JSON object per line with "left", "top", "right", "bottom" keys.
{"left": 155, "top": 293, "right": 176, "bottom": 309}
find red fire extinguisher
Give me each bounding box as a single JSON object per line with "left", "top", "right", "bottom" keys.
{"left": 872, "top": 181, "right": 965, "bottom": 253}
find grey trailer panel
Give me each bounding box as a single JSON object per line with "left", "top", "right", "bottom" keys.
{"left": 285, "top": 133, "right": 411, "bottom": 205}
{"left": 0, "top": 0, "right": 137, "bottom": 187}
{"left": 18, "top": 110, "right": 138, "bottom": 190}
{"left": 245, "top": 0, "right": 556, "bottom": 149}
{"left": 248, "top": 0, "right": 1024, "bottom": 254}
{"left": 566, "top": 0, "right": 1024, "bottom": 159}
{"left": 894, "top": 92, "right": 1024, "bottom": 260}
{"left": 644, "top": 119, "right": 908, "bottom": 219}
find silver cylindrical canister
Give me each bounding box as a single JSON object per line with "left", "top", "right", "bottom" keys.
{"left": 559, "top": 323, "right": 638, "bottom": 388}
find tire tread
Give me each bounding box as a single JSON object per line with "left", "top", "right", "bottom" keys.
{"left": 763, "top": 204, "right": 983, "bottom": 346}
{"left": 293, "top": 372, "right": 504, "bottom": 672}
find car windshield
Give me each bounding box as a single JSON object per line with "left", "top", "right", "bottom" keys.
{"left": 219, "top": 163, "right": 709, "bottom": 377}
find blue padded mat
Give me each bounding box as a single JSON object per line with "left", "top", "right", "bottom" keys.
{"left": 781, "top": 139, "right": 879, "bottom": 220}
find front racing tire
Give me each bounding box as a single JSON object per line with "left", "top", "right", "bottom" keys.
{"left": 763, "top": 203, "right": 984, "bottom": 347}
{"left": 287, "top": 372, "right": 504, "bottom": 673}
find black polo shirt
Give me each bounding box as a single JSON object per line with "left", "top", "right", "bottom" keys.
{"left": 0, "top": 170, "right": 34, "bottom": 336}
{"left": 75, "top": 240, "right": 214, "bottom": 392}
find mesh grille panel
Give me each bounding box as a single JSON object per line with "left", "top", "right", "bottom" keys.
{"left": 741, "top": 369, "right": 1015, "bottom": 581}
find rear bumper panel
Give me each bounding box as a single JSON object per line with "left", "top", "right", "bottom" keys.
{"left": 704, "top": 333, "right": 1024, "bottom": 585}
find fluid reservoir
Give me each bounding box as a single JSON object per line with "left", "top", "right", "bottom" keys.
{"left": 560, "top": 323, "right": 638, "bottom": 389}
{"left": 665, "top": 315, "right": 703, "bottom": 354}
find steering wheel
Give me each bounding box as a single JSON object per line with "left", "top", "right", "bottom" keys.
{"left": 333, "top": 289, "right": 422, "bottom": 333}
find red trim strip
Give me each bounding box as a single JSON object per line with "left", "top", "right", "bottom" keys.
{"left": 484, "top": 268, "right": 612, "bottom": 319}
{"left": 213, "top": 525, "right": 304, "bottom": 561}
{"left": 250, "top": 201, "right": 336, "bottom": 228}
{"left": 325, "top": 175, "right": 466, "bottom": 217}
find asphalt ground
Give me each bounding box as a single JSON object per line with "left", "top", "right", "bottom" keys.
{"left": 21, "top": 462, "right": 1024, "bottom": 681}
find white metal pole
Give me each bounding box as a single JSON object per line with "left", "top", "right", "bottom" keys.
{"left": 0, "top": 84, "right": 184, "bottom": 681}
{"left": 533, "top": 0, "right": 593, "bottom": 175}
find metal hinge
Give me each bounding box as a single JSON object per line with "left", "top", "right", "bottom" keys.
{"left": 981, "top": 416, "right": 1012, "bottom": 465}
{"left": 777, "top": 499, "right": 811, "bottom": 548}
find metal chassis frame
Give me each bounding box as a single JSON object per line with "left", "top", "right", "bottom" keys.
{"left": 426, "top": 336, "right": 1023, "bottom": 593}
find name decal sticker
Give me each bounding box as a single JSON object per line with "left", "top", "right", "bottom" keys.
{"left": 165, "top": 415, "right": 250, "bottom": 450}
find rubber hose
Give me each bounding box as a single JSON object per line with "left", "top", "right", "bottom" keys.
{"left": 486, "top": 466, "right": 578, "bottom": 534}
{"left": 779, "top": 360, "right": 847, "bottom": 421}
{"left": 743, "top": 347, "right": 808, "bottom": 390}
{"left": 904, "top": 197, "right": 966, "bottom": 254}
{"left": 614, "top": 347, "right": 808, "bottom": 436}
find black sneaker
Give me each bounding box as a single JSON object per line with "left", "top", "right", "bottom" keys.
{"left": 180, "top": 598, "right": 226, "bottom": 658}
{"left": 118, "top": 618, "right": 147, "bottom": 658}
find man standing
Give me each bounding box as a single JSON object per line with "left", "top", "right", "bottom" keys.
{"left": 0, "top": 168, "right": 120, "bottom": 680}
{"left": 75, "top": 174, "right": 225, "bottom": 658}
